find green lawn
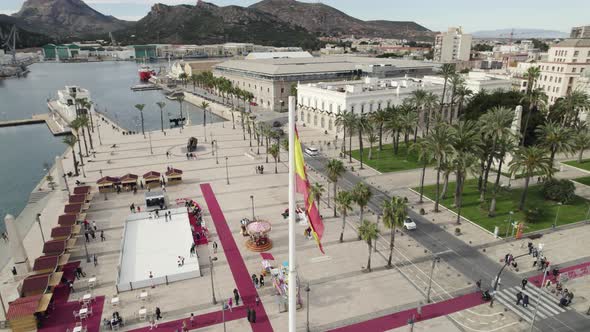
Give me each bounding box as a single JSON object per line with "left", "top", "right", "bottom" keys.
{"left": 415, "top": 179, "right": 590, "bottom": 235}
{"left": 350, "top": 144, "right": 432, "bottom": 173}
{"left": 563, "top": 159, "right": 590, "bottom": 172}
{"left": 573, "top": 176, "right": 590, "bottom": 186}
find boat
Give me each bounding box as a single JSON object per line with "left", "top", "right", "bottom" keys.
{"left": 48, "top": 86, "right": 92, "bottom": 123}
{"left": 138, "top": 65, "right": 156, "bottom": 82}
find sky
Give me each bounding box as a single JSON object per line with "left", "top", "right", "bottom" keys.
{"left": 1, "top": 0, "right": 588, "bottom": 33}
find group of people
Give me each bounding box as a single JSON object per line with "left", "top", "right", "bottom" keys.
{"left": 104, "top": 311, "right": 123, "bottom": 329}
{"left": 255, "top": 165, "right": 265, "bottom": 174}
{"left": 251, "top": 273, "right": 265, "bottom": 288}
{"left": 185, "top": 152, "right": 197, "bottom": 160}
{"left": 515, "top": 291, "right": 530, "bottom": 307}
{"left": 177, "top": 256, "right": 186, "bottom": 267}
{"left": 83, "top": 219, "right": 105, "bottom": 242}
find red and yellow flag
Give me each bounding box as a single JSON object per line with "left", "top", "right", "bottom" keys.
{"left": 294, "top": 126, "right": 325, "bottom": 254}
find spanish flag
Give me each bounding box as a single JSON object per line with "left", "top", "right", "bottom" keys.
{"left": 294, "top": 126, "right": 325, "bottom": 254}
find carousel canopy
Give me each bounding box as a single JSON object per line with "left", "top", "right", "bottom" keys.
{"left": 165, "top": 168, "right": 183, "bottom": 176}
{"left": 96, "top": 176, "right": 120, "bottom": 185}
{"left": 73, "top": 186, "right": 91, "bottom": 195}
{"left": 63, "top": 203, "right": 82, "bottom": 214}
{"left": 143, "top": 171, "right": 161, "bottom": 180}
{"left": 120, "top": 173, "right": 138, "bottom": 182}
{"left": 68, "top": 194, "right": 86, "bottom": 204}
{"left": 57, "top": 214, "right": 76, "bottom": 226}
{"left": 246, "top": 220, "right": 272, "bottom": 234}
{"left": 42, "top": 240, "right": 66, "bottom": 255}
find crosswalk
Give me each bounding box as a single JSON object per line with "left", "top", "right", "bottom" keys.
{"left": 494, "top": 285, "right": 567, "bottom": 323}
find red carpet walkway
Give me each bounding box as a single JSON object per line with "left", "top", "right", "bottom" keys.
{"left": 201, "top": 183, "right": 274, "bottom": 332}
{"left": 528, "top": 260, "right": 590, "bottom": 286}
{"left": 40, "top": 296, "right": 105, "bottom": 332}
{"left": 328, "top": 292, "right": 485, "bottom": 332}
{"left": 128, "top": 306, "right": 247, "bottom": 332}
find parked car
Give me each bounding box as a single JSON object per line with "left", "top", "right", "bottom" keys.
{"left": 403, "top": 217, "right": 417, "bottom": 230}
{"left": 304, "top": 147, "right": 319, "bottom": 156}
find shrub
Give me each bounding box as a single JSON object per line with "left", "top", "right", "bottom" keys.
{"left": 455, "top": 227, "right": 461, "bottom": 235}
{"left": 419, "top": 208, "right": 426, "bottom": 215}
{"left": 542, "top": 178, "right": 575, "bottom": 203}
{"left": 524, "top": 207, "right": 545, "bottom": 224}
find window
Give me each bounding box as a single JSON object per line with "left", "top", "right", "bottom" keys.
{"left": 556, "top": 87, "right": 560, "bottom": 93}
{"left": 574, "top": 51, "right": 579, "bottom": 56}
{"left": 573, "top": 68, "right": 577, "bottom": 73}
{"left": 588, "top": 51, "right": 590, "bottom": 57}
{"left": 573, "top": 59, "right": 578, "bottom": 63}
{"left": 549, "top": 76, "right": 553, "bottom": 82}
{"left": 281, "top": 88, "right": 284, "bottom": 94}
{"left": 569, "top": 77, "right": 574, "bottom": 84}
{"left": 254, "top": 85, "right": 257, "bottom": 89}
{"left": 267, "top": 88, "right": 269, "bottom": 93}
{"left": 582, "top": 68, "right": 585, "bottom": 73}
{"left": 351, "top": 106, "right": 355, "bottom": 112}
{"left": 321, "top": 101, "right": 325, "bottom": 110}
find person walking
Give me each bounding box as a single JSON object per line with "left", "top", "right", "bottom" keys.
{"left": 251, "top": 308, "right": 256, "bottom": 323}
{"left": 255, "top": 296, "right": 260, "bottom": 306}
{"left": 516, "top": 291, "right": 523, "bottom": 306}
{"left": 234, "top": 288, "right": 240, "bottom": 305}
{"left": 228, "top": 297, "right": 233, "bottom": 311}
{"left": 92, "top": 221, "right": 97, "bottom": 231}
{"left": 522, "top": 278, "right": 528, "bottom": 290}
{"left": 476, "top": 279, "right": 482, "bottom": 290}
{"left": 247, "top": 308, "right": 252, "bottom": 322}
{"left": 523, "top": 294, "right": 529, "bottom": 308}
{"left": 155, "top": 307, "right": 162, "bottom": 320}
{"left": 93, "top": 254, "right": 98, "bottom": 267}
{"left": 259, "top": 274, "right": 264, "bottom": 287}
{"left": 189, "top": 313, "right": 195, "bottom": 327}
{"left": 213, "top": 241, "right": 218, "bottom": 253}
{"left": 100, "top": 230, "right": 105, "bottom": 241}
{"left": 84, "top": 231, "right": 90, "bottom": 242}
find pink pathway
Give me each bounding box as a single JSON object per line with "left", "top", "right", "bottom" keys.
{"left": 328, "top": 292, "right": 485, "bottom": 332}
{"left": 528, "top": 260, "right": 590, "bottom": 286}
{"left": 200, "top": 183, "right": 274, "bottom": 332}
{"left": 40, "top": 296, "right": 105, "bottom": 332}
{"left": 128, "top": 306, "right": 247, "bottom": 332}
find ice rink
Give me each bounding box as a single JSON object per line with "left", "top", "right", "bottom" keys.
{"left": 117, "top": 208, "right": 200, "bottom": 291}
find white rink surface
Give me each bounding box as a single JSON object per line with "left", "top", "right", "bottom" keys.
{"left": 118, "top": 208, "right": 200, "bottom": 290}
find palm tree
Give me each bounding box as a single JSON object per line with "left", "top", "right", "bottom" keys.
{"left": 385, "top": 107, "right": 402, "bottom": 155}
{"left": 335, "top": 190, "right": 353, "bottom": 242}
{"left": 535, "top": 121, "right": 575, "bottom": 168}
{"left": 176, "top": 94, "right": 185, "bottom": 122}
{"left": 369, "top": 108, "right": 389, "bottom": 151}
{"left": 310, "top": 182, "right": 325, "bottom": 211}
{"left": 62, "top": 135, "right": 79, "bottom": 176}
{"left": 358, "top": 220, "right": 379, "bottom": 272}
{"left": 508, "top": 146, "right": 553, "bottom": 210}
{"left": 382, "top": 196, "right": 406, "bottom": 268}
{"left": 356, "top": 114, "right": 371, "bottom": 169}
{"left": 524, "top": 66, "right": 541, "bottom": 95}
{"left": 335, "top": 111, "right": 349, "bottom": 156}
{"left": 69, "top": 119, "right": 85, "bottom": 166}
{"left": 345, "top": 112, "right": 357, "bottom": 162}
{"left": 520, "top": 89, "right": 547, "bottom": 145}
{"left": 352, "top": 182, "right": 372, "bottom": 230}
{"left": 326, "top": 159, "right": 345, "bottom": 217}
{"left": 488, "top": 136, "right": 516, "bottom": 216}
{"left": 424, "top": 123, "right": 455, "bottom": 212}
{"left": 190, "top": 74, "right": 198, "bottom": 92}
{"left": 438, "top": 64, "right": 456, "bottom": 120}
{"left": 78, "top": 115, "right": 93, "bottom": 152}
{"left": 367, "top": 128, "right": 378, "bottom": 160}
{"left": 560, "top": 90, "right": 590, "bottom": 126}
{"left": 448, "top": 74, "right": 465, "bottom": 124}
{"left": 135, "top": 104, "right": 146, "bottom": 137}
{"left": 178, "top": 73, "right": 188, "bottom": 87}
{"left": 411, "top": 140, "right": 434, "bottom": 203}
{"left": 452, "top": 152, "right": 478, "bottom": 224}
{"left": 269, "top": 144, "right": 279, "bottom": 173}
{"left": 423, "top": 92, "right": 439, "bottom": 135}
{"left": 156, "top": 101, "right": 166, "bottom": 132}
{"left": 573, "top": 130, "right": 590, "bottom": 163}
{"left": 454, "top": 85, "right": 473, "bottom": 120}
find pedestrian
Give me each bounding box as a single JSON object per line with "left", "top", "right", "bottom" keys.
{"left": 234, "top": 288, "right": 240, "bottom": 305}
{"left": 259, "top": 274, "right": 264, "bottom": 287}
{"left": 140, "top": 181, "right": 144, "bottom": 189}
{"left": 213, "top": 241, "right": 218, "bottom": 253}
{"left": 83, "top": 219, "right": 89, "bottom": 230}
{"left": 528, "top": 242, "right": 533, "bottom": 255}
{"left": 186, "top": 153, "right": 189, "bottom": 160}
{"left": 149, "top": 318, "right": 155, "bottom": 330}
{"left": 182, "top": 320, "right": 188, "bottom": 332}
{"left": 522, "top": 278, "right": 528, "bottom": 290}
{"left": 255, "top": 296, "right": 260, "bottom": 306}
{"left": 228, "top": 297, "right": 233, "bottom": 311}
{"left": 92, "top": 221, "right": 97, "bottom": 231}
{"left": 93, "top": 254, "right": 98, "bottom": 267}
{"left": 90, "top": 229, "right": 96, "bottom": 240}
{"left": 84, "top": 231, "right": 90, "bottom": 242}
{"left": 523, "top": 294, "right": 529, "bottom": 308}
{"left": 476, "top": 279, "right": 482, "bottom": 290}
{"left": 516, "top": 291, "right": 523, "bottom": 306}
{"left": 149, "top": 271, "right": 154, "bottom": 288}
{"left": 100, "top": 230, "right": 105, "bottom": 241}
{"left": 260, "top": 165, "right": 264, "bottom": 174}
{"left": 251, "top": 308, "right": 256, "bottom": 323}
{"left": 189, "top": 313, "right": 195, "bottom": 326}
{"left": 162, "top": 184, "right": 166, "bottom": 192}
{"left": 137, "top": 206, "right": 141, "bottom": 213}
{"left": 155, "top": 307, "right": 162, "bottom": 320}
{"left": 504, "top": 253, "right": 510, "bottom": 264}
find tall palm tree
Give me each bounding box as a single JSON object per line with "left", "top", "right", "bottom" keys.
{"left": 454, "top": 85, "right": 473, "bottom": 121}
{"left": 560, "top": 90, "right": 590, "bottom": 126}
{"left": 508, "top": 146, "right": 553, "bottom": 210}
{"left": 135, "top": 104, "right": 146, "bottom": 137}
{"left": 411, "top": 140, "right": 434, "bottom": 203}
{"left": 335, "top": 190, "right": 353, "bottom": 243}
{"left": 438, "top": 64, "right": 456, "bottom": 120}
{"left": 352, "top": 182, "right": 372, "bottom": 229}
{"left": 451, "top": 151, "right": 479, "bottom": 224}
{"left": 448, "top": 74, "right": 465, "bottom": 124}
{"left": 410, "top": 89, "right": 427, "bottom": 138}
{"left": 535, "top": 121, "right": 575, "bottom": 168}
{"left": 345, "top": 112, "right": 357, "bottom": 163}
{"left": 356, "top": 114, "right": 371, "bottom": 169}
{"left": 78, "top": 115, "right": 93, "bottom": 153}
{"left": 178, "top": 73, "right": 188, "bottom": 87}
{"left": 382, "top": 196, "right": 406, "bottom": 268}
{"left": 62, "top": 135, "right": 79, "bottom": 176}
{"left": 81, "top": 100, "right": 95, "bottom": 133}
{"left": 69, "top": 119, "right": 85, "bottom": 166}
{"left": 326, "top": 159, "right": 345, "bottom": 217}
{"left": 335, "top": 111, "right": 350, "bottom": 156}
{"left": 369, "top": 108, "right": 389, "bottom": 151}
{"left": 488, "top": 136, "right": 516, "bottom": 216}
{"left": 424, "top": 123, "right": 455, "bottom": 212}
{"left": 524, "top": 66, "right": 541, "bottom": 95}
{"left": 176, "top": 94, "right": 185, "bottom": 123}
{"left": 190, "top": 74, "right": 198, "bottom": 92}
{"left": 269, "top": 144, "right": 279, "bottom": 173}
{"left": 358, "top": 220, "right": 379, "bottom": 272}
{"left": 520, "top": 89, "right": 547, "bottom": 145}
{"left": 423, "top": 92, "right": 439, "bottom": 135}
{"left": 156, "top": 101, "right": 166, "bottom": 132}
{"left": 573, "top": 130, "right": 590, "bottom": 163}
{"left": 310, "top": 182, "right": 325, "bottom": 211}
{"left": 367, "top": 127, "right": 378, "bottom": 160}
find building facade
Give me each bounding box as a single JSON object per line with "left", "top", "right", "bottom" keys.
{"left": 571, "top": 26, "right": 590, "bottom": 39}
{"left": 434, "top": 27, "right": 472, "bottom": 63}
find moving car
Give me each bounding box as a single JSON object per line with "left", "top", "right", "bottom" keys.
{"left": 403, "top": 217, "right": 417, "bottom": 230}
{"left": 304, "top": 147, "right": 319, "bottom": 156}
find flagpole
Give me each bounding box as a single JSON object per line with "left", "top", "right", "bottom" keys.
{"left": 288, "top": 95, "right": 297, "bottom": 332}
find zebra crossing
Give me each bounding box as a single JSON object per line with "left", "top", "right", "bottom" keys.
{"left": 494, "top": 285, "right": 567, "bottom": 323}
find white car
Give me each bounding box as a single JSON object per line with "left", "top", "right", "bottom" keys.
{"left": 304, "top": 147, "right": 319, "bottom": 156}
{"left": 403, "top": 217, "right": 417, "bottom": 230}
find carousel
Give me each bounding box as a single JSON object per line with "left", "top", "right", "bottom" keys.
{"left": 245, "top": 220, "right": 273, "bottom": 252}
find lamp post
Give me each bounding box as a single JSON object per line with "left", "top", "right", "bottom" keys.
{"left": 552, "top": 202, "right": 562, "bottom": 229}
{"left": 221, "top": 300, "right": 227, "bottom": 332}
{"left": 250, "top": 195, "right": 255, "bottom": 221}
{"left": 305, "top": 283, "right": 311, "bottom": 332}
{"left": 36, "top": 213, "right": 45, "bottom": 243}
{"left": 490, "top": 252, "right": 528, "bottom": 307}
{"left": 225, "top": 157, "right": 230, "bottom": 185}
{"left": 209, "top": 256, "right": 218, "bottom": 304}
{"left": 62, "top": 174, "right": 70, "bottom": 195}
{"left": 96, "top": 121, "right": 102, "bottom": 145}
{"left": 215, "top": 141, "right": 219, "bottom": 164}
{"left": 148, "top": 132, "right": 153, "bottom": 155}
{"left": 530, "top": 265, "right": 549, "bottom": 331}
{"left": 426, "top": 256, "right": 440, "bottom": 303}
{"left": 505, "top": 211, "right": 514, "bottom": 238}
{"left": 83, "top": 238, "right": 91, "bottom": 263}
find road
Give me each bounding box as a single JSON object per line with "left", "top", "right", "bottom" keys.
{"left": 305, "top": 151, "right": 590, "bottom": 332}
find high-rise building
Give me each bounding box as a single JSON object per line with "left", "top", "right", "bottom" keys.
{"left": 570, "top": 25, "right": 590, "bottom": 39}
{"left": 433, "top": 27, "right": 472, "bottom": 63}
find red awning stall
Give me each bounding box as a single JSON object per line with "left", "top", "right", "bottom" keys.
{"left": 7, "top": 294, "right": 52, "bottom": 332}
{"left": 165, "top": 168, "right": 183, "bottom": 185}
{"left": 120, "top": 173, "right": 138, "bottom": 189}
{"left": 68, "top": 194, "right": 86, "bottom": 204}
{"left": 57, "top": 214, "right": 77, "bottom": 226}
{"left": 143, "top": 171, "right": 161, "bottom": 188}
{"left": 97, "top": 176, "right": 119, "bottom": 193}
{"left": 63, "top": 203, "right": 83, "bottom": 216}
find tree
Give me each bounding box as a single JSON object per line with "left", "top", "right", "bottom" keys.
{"left": 176, "top": 94, "right": 185, "bottom": 122}
{"left": 326, "top": 159, "right": 345, "bottom": 217}
{"left": 423, "top": 92, "right": 439, "bottom": 135}
{"left": 367, "top": 128, "right": 378, "bottom": 160}
{"left": 69, "top": 119, "right": 85, "bottom": 167}
{"left": 356, "top": 114, "right": 371, "bottom": 169}
{"left": 358, "top": 220, "right": 379, "bottom": 272}
{"left": 369, "top": 108, "right": 389, "bottom": 151}
{"left": 62, "top": 135, "right": 79, "bottom": 176}
{"left": 438, "top": 64, "right": 456, "bottom": 120}
{"left": 451, "top": 151, "right": 478, "bottom": 223}
{"left": 310, "top": 182, "right": 325, "bottom": 211}
{"left": 352, "top": 182, "right": 372, "bottom": 236}
{"left": 508, "top": 146, "right": 553, "bottom": 210}
{"left": 454, "top": 83, "right": 472, "bottom": 121}
{"left": 178, "top": 73, "right": 188, "bottom": 87}
{"left": 135, "top": 104, "right": 146, "bottom": 137}
{"left": 424, "top": 123, "right": 455, "bottom": 212}
{"left": 156, "top": 101, "right": 166, "bottom": 132}
{"left": 573, "top": 130, "right": 590, "bottom": 163}
{"left": 520, "top": 89, "right": 548, "bottom": 146}
{"left": 78, "top": 115, "right": 93, "bottom": 153}
{"left": 523, "top": 66, "right": 541, "bottom": 95}
{"left": 335, "top": 190, "right": 353, "bottom": 242}
{"left": 269, "top": 144, "right": 279, "bottom": 173}
{"left": 411, "top": 140, "right": 433, "bottom": 203}
{"left": 382, "top": 196, "right": 406, "bottom": 268}
{"left": 535, "top": 121, "right": 574, "bottom": 168}
{"left": 200, "top": 101, "right": 210, "bottom": 128}
{"left": 335, "top": 111, "right": 351, "bottom": 157}
{"left": 448, "top": 74, "right": 465, "bottom": 124}
{"left": 190, "top": 74, "right": 198, "bottom": 92}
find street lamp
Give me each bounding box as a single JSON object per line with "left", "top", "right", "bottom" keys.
{"left": 215, "top": 141, "right": 219, "bottom": 164}
{"left": 221, "top": 300, "right": 227, "bottom": 332}
{"left": 36, "top": 213, "right": 45, "bottom": 243}
{"left": 209, "top": 256, "right": 218, "bottom": 304}
{"left": 426, "top": 256, "right": 440, "bottom": 303}
{"left": 62, "top": 174, "right": 70, "bottom": 195}
{"left": 250, "top": 195, "right": 255, "bottom": 221}
{"left": 530, "top": 265, "right": 549, "bottom": 331}
{"left": 490, "top": 252, "right": 528, "bottom": 307}
{"left": 305, "top": 283, "right": 311, "bottom": 332}
{"left": 552, "top": 202, "right": 562, "bottom": 229}
{"left": 148, "top": 132, "right": 153, "bottom": 155}
{"left": 505, "top": 211, "right": 514, "bottom": 238}
{"left": 83, "top": 238, "right": 91, "bottom": 263}
{"left": 225, "top": 157, "right": 230, "bottom": 185}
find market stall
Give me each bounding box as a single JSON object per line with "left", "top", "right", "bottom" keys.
{"left": 143, "top": 171, "right": 161, "bottom": 189}
{"left": 120, "top": 173, "right": 138, "bottom": 190}
{"left": 20, "top": 272, "right": 63, "bottom": 297}
{"left": 32, "top": 253, "right": 70, "bottom": 275}
{"left": 7, "top": 294, "right": 52, "bottom": 332}
{"left": 97, "top": 176, "right": 119, "bottom": 193}
{"left": 57, "top": 214, "right": 77, "bottom": 227}
{"left": 63, "top": 203, "right": 83, "bottom": 216}
{"left": 68, "top": 194, "right": 86, "bottom": 204}
{"left": 50, "top": 225, "right": 81, "bottom": 240}
{"left": 165, "top": 168, "right": 183, "bottom": 185}
{"left": 245, "top": 220, "right": 273, "bottom": 252}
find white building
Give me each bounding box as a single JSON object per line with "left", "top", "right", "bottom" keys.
{"left": 571, "top": 26, "right": 590, "bottom": 39}
{"left": 434, "top": 27, "right": 472, "bottom": 63}
{"left": 422, "top": 71, "right": 512, "bottom": 94}
{"left": 535, "top": 38, "right": 590, "bottom": 104}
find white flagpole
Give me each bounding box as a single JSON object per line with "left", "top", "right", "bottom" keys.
{"left": 288, "top": 95, "right": 297, "bottom": 332}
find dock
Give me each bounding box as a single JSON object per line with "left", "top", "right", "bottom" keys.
{"left": 130, "top": 84, "right": 162, "bottom": 92}
{"left": 0, "top": 113, "right": 71, "bottom": 136}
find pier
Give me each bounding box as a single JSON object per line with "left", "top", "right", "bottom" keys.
{"left": 0, "top": 113, "right": 71, "bottom": 136}
{"left": 130, "top": 84, "right": 162, "bottom": 91}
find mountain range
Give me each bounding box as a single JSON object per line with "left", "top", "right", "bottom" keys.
{"left": 0, "top": 0, "right": 434, "bottom": 49}
{"left": 471, "top": 28, "right": 569, "bottom": 39}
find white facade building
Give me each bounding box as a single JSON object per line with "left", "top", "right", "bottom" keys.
{"left": 422, "top": 72, "right": 512, "bottom": 94}
{"left": 434, "top": 27, "right": 472, "bottom": 63}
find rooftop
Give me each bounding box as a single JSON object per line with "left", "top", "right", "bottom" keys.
{"left": 554, "top": 38, "right": 590, "bottom": 47}
{"left": 300, "top": 77, "right": 443, "bottom": 96}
